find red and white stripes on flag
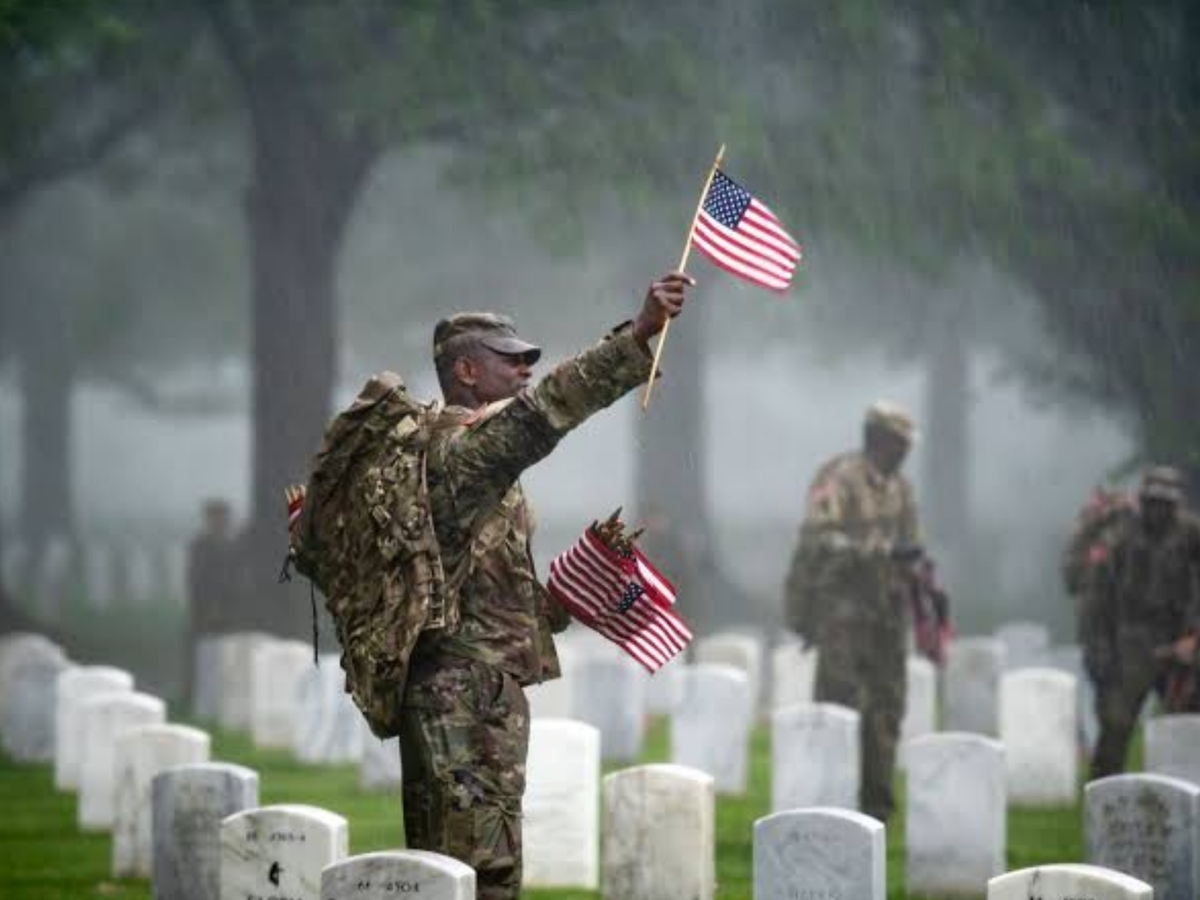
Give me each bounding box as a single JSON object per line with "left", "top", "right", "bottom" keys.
{"left": 548, "top": 528, "right": 692, "bottom": 673}
{"left": 692, "top": 169, "right": 802, "bottom": 292}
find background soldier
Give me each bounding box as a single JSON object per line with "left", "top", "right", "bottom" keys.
{"left": 1084, "top": 465, "right": 1200, "bottom": 778}
{"left": 783, "top": 401, "right": 920, "bottom": 823}
{"left": 399, "top": 272, "right": 692, "bottom": 900}
{"left": 184, "top": 498, "right": 236, "bottom": 706}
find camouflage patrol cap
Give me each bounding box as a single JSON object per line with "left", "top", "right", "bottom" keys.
{"left": 432, "top": 312, "right": 541, "bottom": 363}
{"left": 865, "top": 400, "right": 917, "bottom": 443}
{"left": 1139, "top": 465, "right": 1185, "bottom": 504}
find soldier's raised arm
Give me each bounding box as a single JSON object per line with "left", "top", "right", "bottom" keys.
{"left": 432, "top": 273, "right": 693, "bottom": 517}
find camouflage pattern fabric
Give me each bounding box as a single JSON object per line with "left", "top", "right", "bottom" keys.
{"left": 400, "top": 655, "right": 529, "bottom": 900}
{"left": 403, "top": 324, "right": 652, "bottom": 900}
{"left": 1085, "top": 507, "right": 1200, "bottom": 778}
{"left": 784, "top": 450, "right": 919, "bottom": 822}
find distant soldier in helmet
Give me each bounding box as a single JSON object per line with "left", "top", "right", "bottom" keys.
{"left": 783, "top": 400, "right": 921, "bottom": 822}
{"left": 1084, "top": 465, "right": 1200, "bottom": 778}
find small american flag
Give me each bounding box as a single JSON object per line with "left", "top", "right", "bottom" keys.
{"left": 692, "top": 169, "right": 801, "bottom": 292}
{"left": 548, "top": 528, "right": 692, "bottom": 673}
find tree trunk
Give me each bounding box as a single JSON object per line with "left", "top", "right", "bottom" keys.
{"left": 634, "top": 300, "right": 746, "bottom": 633}
{"left": 17, "top": 294, "right": 75, "bottom": 616}
{"left": 215, "top": 57, "right": 376, "bottom": 637}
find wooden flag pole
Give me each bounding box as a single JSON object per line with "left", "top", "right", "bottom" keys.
{"left": 641, "top": 143, "right": 726, "bottom": 410}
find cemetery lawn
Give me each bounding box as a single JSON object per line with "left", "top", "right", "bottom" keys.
{"left": 0, "top": 717, "right": 1090, "bottom": 900}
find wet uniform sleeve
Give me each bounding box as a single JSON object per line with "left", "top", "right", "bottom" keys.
{"left": 440, "top": 325, "right": 652, "bottom": 520}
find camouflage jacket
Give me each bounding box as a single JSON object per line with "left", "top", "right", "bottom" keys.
{"left": 1085, "top": 508, "right": 1200, "bottom": 654}
{"left": 784, "top": 450, "right": 919, "bottom": 640}
{"left": 413, "top": 324, "right": 652, "bottom": 686}
{"left": 1061, "top": 490, "right": 1135, "bottom": 599}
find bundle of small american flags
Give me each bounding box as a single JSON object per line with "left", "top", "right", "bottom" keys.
{"left": 547, "top": 512, "right": 692, "bottom": 673}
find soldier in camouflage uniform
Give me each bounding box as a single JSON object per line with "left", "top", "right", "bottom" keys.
{"left": 783, "top": 401, "right": 920, "bottom": 823}
{"left": 1083, "top": 465, "right": 1200, "bottom": 778}
{"left": 398, "top": 272, "right": 693, "bottom": 900}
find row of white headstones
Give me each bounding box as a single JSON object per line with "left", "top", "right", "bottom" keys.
{"left": 2, "top": 625, "right": 1199, "bottom": 899}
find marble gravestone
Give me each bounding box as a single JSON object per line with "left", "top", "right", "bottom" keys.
{"left": 54, "top": 665, "right": 135, "bottom": 790}
{"left": 643, "top": 662, "right": 685, "bottom": 716}
{"left": 191, "top": 636, "right": 223, "bottom": 721}
{"left": 1145, "top": 714, "right": 1200, "bottom": 787}
{"left": 112, "top": 724, "right": 211, "bottom": 878}
{"left": 359, "top": 726, "right": 402, "bottom": 791}
{"left": 1049, "top": 643, "right": 1099, "bottom": 752}
{"left": 602, "top": 764, "right": 714, "bottom": 900}
{"left": 671, "top": 663, "right": 752, "bottom": 794}
{"left": 0, "top": 634, "right": 66, "bottom": 718}
{"left": 78, "top": 691, "right": 166, "bottom": 830}
{"left": 1085, "top": 773, "right": 1200, "bottom": 900}
{"left": 1000, "top": 668, "right": 1078, "bottom": 806}
{"left": 523, "top": 718, "right": 600, "bottom": 889}
{"left": 754, "top": 808, "right": 886, "bottom": 900}
{"left": 321, "top": 851, "right": 476, "bottom": 900}
{"left": 217, "top": 631, "right": 271, "bottom": 732}
{"left": 152, "top": 762, "right": 259, "bottom": 900}
{"left": 694, "top": 632, "right": 763, "bottom": 709}
{"left": 220, "top": 804, "right": 348, "bottom": 900}
{"left": 293, "top": 654, "right": 364, "bottom": 764}
{"left": 906, "top": 733, "right": 1006, "bottom": 896}
{"left": 250, "top": 638, "right": 312, "bottom": 750}
{"left": 571, "top": 657, "right": 645, "bottom": 763}
{"left": 771, "top": 702, "right": 860, "bottom": 812}
{"left": 770, "top": 641, "right": 817, "bottom": 711}
{"left": 898, "top": 656, "right": 936, "bottom": 769}
{"left": 1, "top": 651, "right": 70, "bottom": 761}
{"left": 942, "top": 637, "right": 1005, "bottom": 736}
{"left": 994, "top": 620, "right": 1051, "bottom": 670}
{"left": 988, "top": 864, "right": 1153, "bottom": 899}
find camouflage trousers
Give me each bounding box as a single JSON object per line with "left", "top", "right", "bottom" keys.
{"left": 399, "top": 655, "right": 529, "bottom": 900}
{"left": 814, "top": 614, "right": 907, "bottom": 823}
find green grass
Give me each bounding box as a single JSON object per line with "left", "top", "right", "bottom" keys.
{"left": 0, "top": 715, "right": 1093, "bottom": 900}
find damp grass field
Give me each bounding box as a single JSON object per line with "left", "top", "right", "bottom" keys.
{"left": 0, "top": 714, "right": 1090, "bottom": 900}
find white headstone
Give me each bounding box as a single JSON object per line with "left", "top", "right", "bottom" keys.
{"left": 321, "top": 850, "right": 476, "bottom": 900}
{"left": 899, "top": 656, "right": 936, "bottom": 769}
{"left": 694, "top": 631, "right": 763, "bottom": 710}
{"left": 525, "top": 718, "right": 600, "bottom": 889}
{"left": 191, "top": 635, "right": 222, "bottom": 721}
{"left": 78, "top": 691, "right": 167, "bottom": 830}
{"left": 250, "top": 638, "right": 312, "bottom": 750}
{"left": 0, "top": 633, "right": 67, "bottom": 717}
{"left": 602, "top": 764, "right": 714, "bottom": 900}
{"left": 571, "top": 657, "right": 645, "bottom": 762}
{"left": 1086, "top": 773, "right": 1200, "bottom": 900}
{"left": 359, "top": 726, "right": 402, "bottom": 792}
{"left": 1000, "top": 668, "right": 1078, "bottom": 806}
{"left": 293, "top": 654, "right": 364, "bottom": 764}
{"left": 112, "top": 724, "right": 211, "bottom": 878}
{"left": 906, "top": 732, "right": 1006, "bottom": 896}
{"left": 220, "top": 804, "right": 349, "bottom": 900}
{"left": 1145, "top": 714, "right": 1200, "bottom": 787}
{"left": 54, "top": 665, "right": 135, "bottom": 790}
{"left": 770, "top": 641, "right": 818, "bottom": 711}
{"left": 217, "top": 631, "right": 271, "bottom": 732}
{"left": 942, "top": 637, "right": 1005, "bottom": 736}
{"left": 994, "top": 620, "right": 1051, "bottom": 670}
{"left": 526, "top": 674, "right": 574, "bottom": 719}
{"left": 670, "top": 663, "right": 752, "bottom": 794}
{"left": 644, "top": 662, "right": 685, "bottom": 716}
{"left": 771, "top": 702, "right": 860, "bottom": 812}
{"left": 988, "top": 864, "right": 1153, "bottom": 899}
{"left": 1, "top": 651, "right": 70, "bottom": 761}
{"left": 754, "top": 808, "right": 885, "bottom": 900}
{"left": 153, "top": 762, "right": 259, "bottom": 900}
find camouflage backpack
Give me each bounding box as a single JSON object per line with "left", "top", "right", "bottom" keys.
{"left": 288, "top": 371, "right": 458, "bottom": 738}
